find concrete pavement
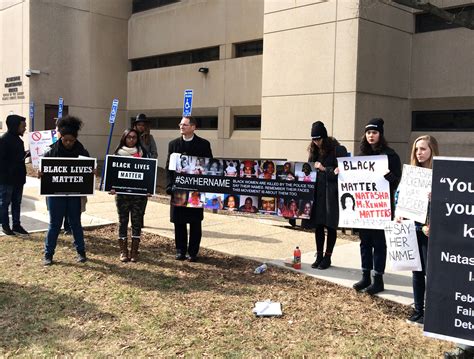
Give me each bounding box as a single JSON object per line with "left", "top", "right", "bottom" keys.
{"left": 4, "top": 176, "right": 414, "bottom": 306}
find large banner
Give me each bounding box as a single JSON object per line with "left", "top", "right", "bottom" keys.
{"left": 395, "top": 164, "right": 432, "bottom": 223}
{"left": 40, "top": 157, "right": 96, "bottom": 196}
{"left": 337, "top": 155, "right": 391, "bottom": 229}
{"left": 29, "top": 130, "right": 59, "bottom": 168}
{"left": 384, "top": 220, "right": 421, "bottom": 272}
{"left": 103, "top": 155, "right": 157, "bottom": 196}
{"left": 424, "top": 157, "right": 474, "bottom": 346}
{"left": 169, "top": 155, "right": 316, "bottom": 219}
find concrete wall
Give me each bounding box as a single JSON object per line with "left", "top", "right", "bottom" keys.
{"left": 27, "top": 0, "right": 131, "bottom": 158}
{"left": 128, "top": 0, "right": 264, "bottom": 166}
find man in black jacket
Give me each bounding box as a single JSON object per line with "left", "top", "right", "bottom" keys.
{"left": 0, "top": 114, "right": 29, "bottom": 236}
{"left": 166, "top": 116, "right": 212, "bottom": 262}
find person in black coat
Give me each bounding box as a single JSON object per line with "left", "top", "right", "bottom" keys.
{"left": 166, "top": 116, "right": 213, "bottom": 262}
{"left": 0, "top": 114, "right": 29, "bottom": 236}
{"left": 308, "top": 121, "right": 347, "bottom": 270}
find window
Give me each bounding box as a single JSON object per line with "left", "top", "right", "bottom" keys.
{"left": 131, "top": 47, "right": 220, "bottom": 71}
{"left": 234, "top": 115, "right": 261, "bottom": 130}
{"left": 44, "top": 104, "right": 69, "bottom": 130}
{"left": 415, "top": 5, "right": 474, "bottom": 33}
{"left": 132, "top": 0, "right": 179, "bottom": 13}
{"left": 235, "top": 40, "right": 263, "bottom": 58}
{"left": 412, "top": 110, "right": 474, "bottom": 131}
{"left": 133, "top": 116, "right": 218, "bottom": 130}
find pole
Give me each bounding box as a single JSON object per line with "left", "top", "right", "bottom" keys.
{"left": 100, "top": 122, "right": 115, "bottom": 190}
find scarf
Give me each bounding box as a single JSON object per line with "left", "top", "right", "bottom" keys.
{"left": 116, "top": 146, "right": 142, "bottom": 157}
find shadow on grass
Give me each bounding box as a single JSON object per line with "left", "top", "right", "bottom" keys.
{"left": 0, "top": 281, "right": 115, "bottom": 354}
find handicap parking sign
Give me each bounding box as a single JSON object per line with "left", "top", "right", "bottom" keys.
{"left": 183, "top": 89, "right": 193, "bottom": 117}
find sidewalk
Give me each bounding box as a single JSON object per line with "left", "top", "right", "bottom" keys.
{"left": 7, "top": 176, "right": 414, "bottom": 306}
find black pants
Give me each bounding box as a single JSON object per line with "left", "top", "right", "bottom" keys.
{"left": 359, "top": 229, "right": 387, "bottom": 275}
{"left": 412, "top": 230, "right": 428, "bottom": 313}
{"left": 174, "top": 222, "right": 202, "bottom": 257}
{"left": 315, "top": 225, "right": 337, "bottom": 254}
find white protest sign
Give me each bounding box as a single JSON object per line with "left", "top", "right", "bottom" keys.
{"left": 29, "top": 130, "right": 59, "bottom": 168}
{"left": 384, "top": 220, "right": 421, "bottom": 271}
{"left": 337, "top": 155, "right": 391, "bottom": 229}
{"left": 395, "top": 164, "right": 432, "bottom": 223}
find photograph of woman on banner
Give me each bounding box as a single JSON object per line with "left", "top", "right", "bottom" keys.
{"left": 240, "top": 160, "right": 257, "bottom": 178}
{"left": 239, "top": 196, "right": 258, "bottom": 213}
{"left": 224, "top": 160, "right": 239, "bottom": 177}
{"left": 187, "top": 191, "right": 204, "bottom": 208}
{"left": 353, "top": 118, "right": 401, "bottom": 295}
{"left": 204, "top": 193, "right": 224, "bottom": 210}
{"left": 277, "top": 161, "right": 296, "bottom": 181}
{"left": 295, "top": 162, "right": 316, "bottom": 182}
{"left": 298, "top": 200, "right": 312, "bottom": 219}
{"left": 259, "top": 196, "right": 277, "bottom": 214}
{"left": 307, "top": 121, "right": 348, "bottom": 270}
{"left": 340, "top": 192, "right": 356, "bottom": 211}
{"left": 192, "top": 157, "right": 206, "bottom": 175}
{"left": 278, "top": 198, "right": 299, "bottom": 218}
{"left": 172, "top": 190, "right": 188, "bottom": 207}
{"left": 206, "top": 158, "right": 223, "bottom": 176}
{"left": 398, "top": 135, "right": 439, "bottom": 327}
{"left": 224, "top": 194, "right": 239, "bottom": 211}
{"left": 259, "top": 160, "right": 276, "bottom": 180}
{"left": 177, "top": 154, "right": 191, "bottom": 174}
{"left": 110, "top": 128, "right": 150, "bottom": 263}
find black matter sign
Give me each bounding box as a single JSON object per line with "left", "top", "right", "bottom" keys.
{"left": 103, "top": 155, "right": 157, "bottom": 196}
{"left": 40, "top": 157, "right": 96, "bottom": 196}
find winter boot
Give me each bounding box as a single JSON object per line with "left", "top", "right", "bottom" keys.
{"left": 118, "top": 237, "right": 129, "bottom": 262}
{"left": 318, "top": 254, "right": 332, "bottom": 270}
{"left": 311, "top": 253, "right": 324, "bottom": 269}
{"left": 353, "top": 270, "right": 371, "bottom": 292}
{"left": 363, "top": 274, "right": 384, "bottom": 295}
{"left": 130, "top": 237, "right": 140, "bottom": 263}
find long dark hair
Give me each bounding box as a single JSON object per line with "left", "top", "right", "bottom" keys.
{"left": 114, "top": 128, "right": 144, "bottom": 154}
{"left": 359, "top": 133, "right": 388, "bottom": 155}
{"left": 307, "top": 137, "right": 340, "bottom": 161}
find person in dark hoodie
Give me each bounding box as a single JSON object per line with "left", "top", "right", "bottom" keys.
{"left": 0, "top": 114, "right": 29, "bottom": 236}
{"left": 40, "top": 116, "right": 90, "bottom": 266}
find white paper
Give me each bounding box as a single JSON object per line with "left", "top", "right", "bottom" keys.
{"left": 252, "top": 300, "right": 282, "bottom": 316}
{"left": 385, "top": 220, "right": 422, "bottom": 272}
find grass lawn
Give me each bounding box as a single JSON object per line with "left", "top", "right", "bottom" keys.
{"left": 0, "top": 225, "right": 453, "bottom": 357}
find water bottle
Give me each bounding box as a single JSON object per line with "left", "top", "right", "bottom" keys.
{"left": 293, "top": 246, "right": 301, "bottom": 269}
{"left": 254, "top": 263, "right": 268, "bottom": 274}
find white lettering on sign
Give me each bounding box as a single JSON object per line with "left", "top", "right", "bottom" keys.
{"left": 118, "top": 171, "right": 143, "bottom": 180}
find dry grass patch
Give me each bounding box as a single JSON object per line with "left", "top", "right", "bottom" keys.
{"left": 0, "top": 225, "right": 453, "bottom": 357}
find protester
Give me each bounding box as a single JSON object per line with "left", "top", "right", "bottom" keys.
{"left": 166, "top": 116, "right": 213, "bottom": 262}
{"left": 0, "top": 114, "right": 29, "bottom": 236}
{"left": 109, "top": 128, "right": 150, "bottom": 263}
{"left": 41, "top": 116, "right": 90, "bottom": 266}
{"left": 307, "top": 121, "right": 347, "bottom": 270}
{"left": 353, "top": 118, "right": 401, "bottom": 294}
{"left": 133, "top": 113, "right": 158, "bottom": 159}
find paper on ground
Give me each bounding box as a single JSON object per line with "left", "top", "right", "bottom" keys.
{"left": 252, "top": 300, "right": 282, "bottom": 316}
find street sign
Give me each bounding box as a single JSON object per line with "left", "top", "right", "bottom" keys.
{"left": 182, "top": 89, "right": 193, "bottom": 117}
{"left": 29, "top": 101, "right": 35, "bottom": 131}
{"left": 58, "top": 97, "right": 64, "bottom": 118}
{"left": 109, "top": 98, "right": 119, "bottom": 124}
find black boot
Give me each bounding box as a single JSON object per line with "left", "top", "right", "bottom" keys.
{"left": 363, "top": 274, "right": 384, "bottom": 295}
{"left": 353, "top": 270, "right": 371, "bottom": 291}
{"left": 318, "top": 255, "right": 331, "bottom": 270}
{"left": 311, "top": 253, "right": 323, "bottom": 268}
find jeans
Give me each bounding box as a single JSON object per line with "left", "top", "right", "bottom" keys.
{"left": 0, "top": 184, "right": 23, "bottom": 227}
{"left": 413, "top": 230, "right": 428, "bottom": 313}
{"left": 44, "top": 197, "right": 85, "bottom": 258}
{"left": 359, "top": 229, "right": 387, "bottom": 275}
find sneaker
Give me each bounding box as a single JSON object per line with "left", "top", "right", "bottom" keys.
{"left": 43, "top": 257, "right": 53, "bottom": 266}
{"left": 2, "top": 225, "right": 16, "bottom": 236}
{"left": 77, "top": 253, "right": 87, "bottom": 263}
{"left": 12, "top": 225, "right": 29, "bottom": 236}
{"left": 406, "top": 311, "right": 423, "bottom": 325}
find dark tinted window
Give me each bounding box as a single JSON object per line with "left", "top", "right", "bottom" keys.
{"left": 234, "top": 115, "right": 261, "bottom": 130}
{"left": 235, "top": 40, "right": 263, "bottom": 58}
{"left": 132, "top": 0, "right": 179, "bottom": 13}
{"left": 415, "top": 5, "right": 474, "bottom": 33}
{"left": 412, "top": 110, "right": 474, "bottom": 131}
{"left": 131, "top": 47, "right": 220, "bottom": 71}
{"left": 134, "top": 116, "right": 218, "bottom": 130}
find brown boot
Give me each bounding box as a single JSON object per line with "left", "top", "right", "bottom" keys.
{"left": 130, "top": 237, "right": 140, "bottom": 262}
{"left": 118, "top": 237, "right": 129, "bottom": 262}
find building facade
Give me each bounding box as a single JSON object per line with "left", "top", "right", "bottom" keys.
{"left": 1, "top": 0, "right": 473, "bottom": 166}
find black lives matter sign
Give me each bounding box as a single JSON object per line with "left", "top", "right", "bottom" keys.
{"left": 40, "top": 158, "right": 96, "bottom": 196}
{"left": 424, "top": 157, "right": 474, "bottom": 346}
{"left": 103, "top": 155, "right": 157, "bottom": 196}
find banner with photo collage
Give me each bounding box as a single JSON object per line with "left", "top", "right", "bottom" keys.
{"left": 168, "top": 154, "right": 316, "bottom": 219}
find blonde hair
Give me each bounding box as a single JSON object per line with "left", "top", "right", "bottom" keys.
{"left": 410, "top": 135, "right": 439, "bottom": 169}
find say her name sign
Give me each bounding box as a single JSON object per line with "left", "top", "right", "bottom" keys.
{"left": 395, "top": 164, "right": 432, "bottom": 223}
{"left": 337, "top": 155, "right": 391, "bottom": 229}
{"left": 384, "top": 220, "right": 421, "bottom": 271}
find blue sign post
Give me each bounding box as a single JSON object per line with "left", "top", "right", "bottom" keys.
{"left": 58, "top": 97, "right": 64, "bottom": 118}
{"left": 100, "top": 99, "right": 119, "bottom": 190}
{"left": 29, "top": 101, "right": 35, "bottom": 131}
{"left": 182, "top": 89, "right": 193, "bottom": 117}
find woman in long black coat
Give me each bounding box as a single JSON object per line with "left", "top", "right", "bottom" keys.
{"left": 308, "top": 121, "right": 347, "bottom": 270}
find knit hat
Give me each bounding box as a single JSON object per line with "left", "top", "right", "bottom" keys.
{"left": 365, "top": 118, "right": 384, "bottom": 135}
{"left": 133, "top": 113, "right": 149, "bottom": 124}
{"left": 311, "top": 121, "right": 328, "bottom": 139}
